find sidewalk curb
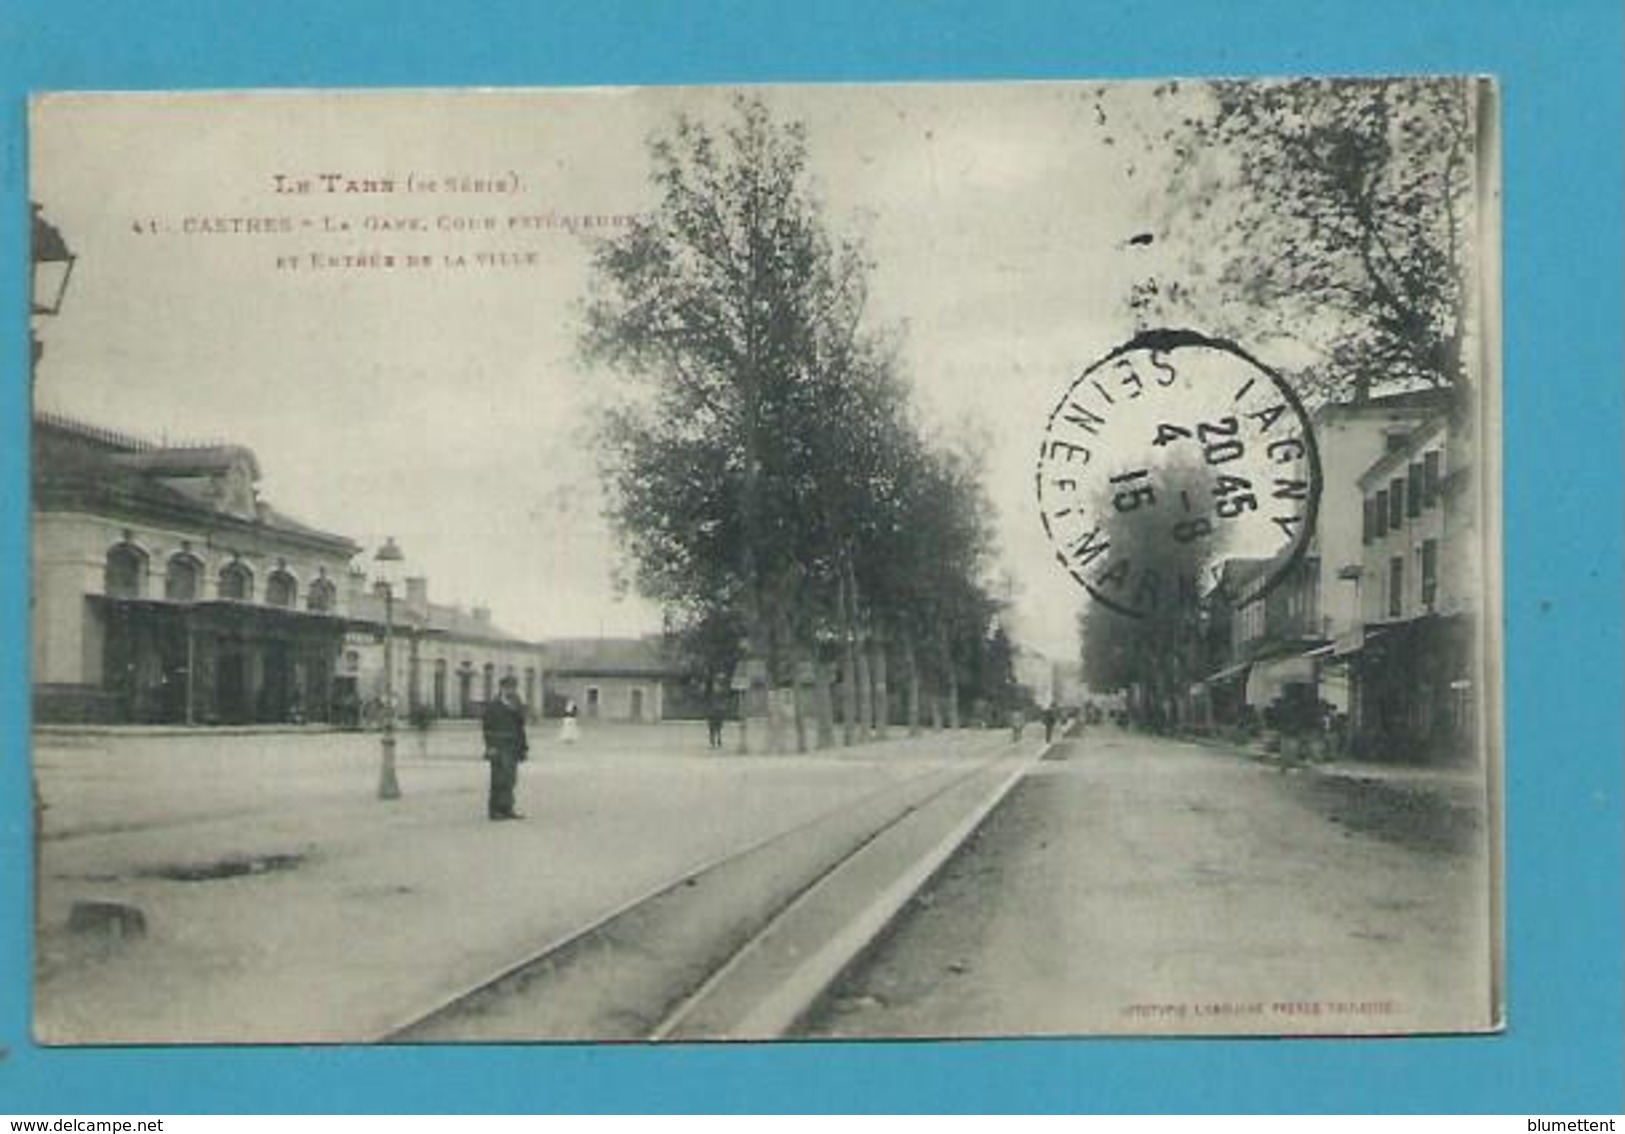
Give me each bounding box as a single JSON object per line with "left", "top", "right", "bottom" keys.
{"left": 35, "top": 724, "right": 355, "bottom": 739}
{"left": 728, "top": 740, "right": 1050, "bottom": 1039}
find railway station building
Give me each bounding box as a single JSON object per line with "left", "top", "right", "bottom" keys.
{"left": 32, "top": 411, "right": 549, "bottom": 728}
{"left": 32, "top": 412, "right": 365, "bottom": 725}
{"left": 344, "top": 576, "right": 547, "bottom": 722}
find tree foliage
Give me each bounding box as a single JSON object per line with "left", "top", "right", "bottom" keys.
{"left": 1120, "top": 78, "right": 1482, "bottom": 403}
{"left": 581, "top": 96, "right": 1007, "bottom": 737}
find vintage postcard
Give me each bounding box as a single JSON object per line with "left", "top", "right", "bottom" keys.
{"left": 27, "top": 80, "right": 1501, "bottom": 1044}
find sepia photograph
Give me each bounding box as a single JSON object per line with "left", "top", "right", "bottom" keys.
{"left": 28, "top": 79, "right": 1501, "bottom": 1045}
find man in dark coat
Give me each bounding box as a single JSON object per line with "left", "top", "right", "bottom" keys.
{"left": 705, "top": 693, "right": 725, "bottom": 749}
{"left": 483, "top": 674, "right": 529, "bottom": 820}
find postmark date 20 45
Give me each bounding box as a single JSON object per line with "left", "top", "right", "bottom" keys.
{"left": 1036, "top": 330, "right": 1323, "bottom": 619}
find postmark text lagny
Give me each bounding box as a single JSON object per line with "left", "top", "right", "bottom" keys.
{"left": 1037, "top": 329, "right": 1322, "bottom": 619}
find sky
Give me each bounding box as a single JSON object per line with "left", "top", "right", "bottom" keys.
{"left": 30, "top": 82, "right": 1194, "bottom": 659}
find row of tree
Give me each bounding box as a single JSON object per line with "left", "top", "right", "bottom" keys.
{"left": 581, "top": 97, "right": 1017, "bottom": 750}
{"left": 1077, "top": 462, "right": 1214, "bottom": 731}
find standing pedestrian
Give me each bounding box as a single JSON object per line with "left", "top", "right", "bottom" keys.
{"left": 483, "top": 675, "right": 528, "bottom": 821}
{"left": 705, "top": 694, "right": 725, "bottom": 749}
{"left": 559, "top": 699, "right": 581, "bottom": 744}
{"left": 1042, "top": 703, "right": 1057, "bottom": 744}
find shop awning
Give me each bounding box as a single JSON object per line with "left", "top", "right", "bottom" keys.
{"left": 1204, "top": 660, "right": 1252, "bottom": 685}
{"left": 1245, "top": 653, "right": 1316, "bottom": 705}
{"left": 1329, "top": 626, "right": 1391, "bottom": 657}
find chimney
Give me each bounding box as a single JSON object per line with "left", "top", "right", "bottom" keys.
{"left": 405, "top": 576, "right": 429, "bottom": 619}
{"left": 472, "top": 605, "right": 491, "bottom": 626}
{"left": 346, "top": 566, "right": 368, "bottom": 604}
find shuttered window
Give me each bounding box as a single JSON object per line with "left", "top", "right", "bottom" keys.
{"left": 1423, "top": 450, "right": 1442, "bottom": 506}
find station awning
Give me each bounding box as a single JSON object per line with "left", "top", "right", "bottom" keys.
{"left": 89, "top": 595, "right": 376, "bottom": 635}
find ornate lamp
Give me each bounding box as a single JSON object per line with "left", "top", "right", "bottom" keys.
{"left": 31, "top": 204, "right": 75, "bottom": 317}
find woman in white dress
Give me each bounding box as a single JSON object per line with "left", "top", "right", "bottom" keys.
{"left": 559, "top": 700, "right": 581, "bottom": 744}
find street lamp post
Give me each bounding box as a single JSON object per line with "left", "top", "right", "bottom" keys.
{"left": 731, "top": 637, "right": 751, "bottom": 755}
{"left": 374, "top": 537, "right": 406, "bottom": 800}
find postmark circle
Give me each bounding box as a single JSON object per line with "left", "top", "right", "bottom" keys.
{"left": 1036, "top": 329, "right": 1322, "bottom": 620}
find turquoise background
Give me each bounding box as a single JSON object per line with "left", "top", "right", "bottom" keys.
{"left": 2, "top": 0, "right": 1620, "bottom": 1114}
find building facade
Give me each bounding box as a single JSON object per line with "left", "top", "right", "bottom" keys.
{"left": 1302, "top": 391, "right": 1451, "bottom": 717}
{"left": 34, "top": 412, "right": 551, "bottom": 729}
{"left": 344, "top": 576, "right": 547, "bottom": 722}
{"left": 33, "top": 413, "right": 364, "bottom": 724}
{"left": 543, "top": 637, "right": 679, "bottom": 722}
{"left": 1349, "top": 411, "right": 1478, "bottom": 762}
{"left": 1306, "top": 393, "right": 1450, "bottom": 646}
{"left": 1200, "top": 390, "right": 1451, "bottom": 731}
{"left": 1197, "top": 390, "right": 1480, "bottom": 764}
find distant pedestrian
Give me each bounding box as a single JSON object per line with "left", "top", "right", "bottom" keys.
{"left": 1010, "top": 707, "right": 1026, "bottom": 743}
{"left": 705, "top": 697, "right": 725, "bottom": 749}
{"left": 559, "top": 700, "right": 581, "bottom": 744}
{"left": 1042, "top": 704, "right": 1057, "bottom": 743}
{"left": 483, "top": 675, "right": 529, "bottom": 821}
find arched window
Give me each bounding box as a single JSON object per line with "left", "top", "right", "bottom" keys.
{"left": 307, "top": 575, "right": 336, "bottom": 613}
{"left": 458, "top": 663, "right": 474, "bottom": 716}
{"left": 266, "top": 569, "right": 296, "bottom": 608}
{"left": 104, "top": 543, "right": 146, "bottom": 599}
{"left": 165, "top": 554, "right": 201, "bottom": 602}
{"left": 218, "top": 561, "right": 253, "bottom": 601}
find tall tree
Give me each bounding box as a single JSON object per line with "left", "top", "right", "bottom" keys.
{"left": 585, "top": 96, "right": 1013, "bottom": 751}
{"left": 584, "top": 96, "right": 1012, "bottom": 753}
{"left": 582, "top": 96, "right": 873, "bottom": 688}
{"left": 876, "top": 435, "right": 1001, "bottom": 730}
